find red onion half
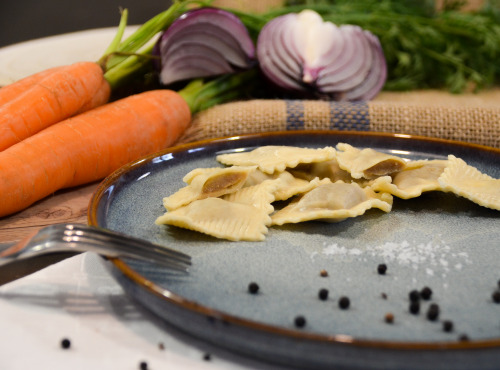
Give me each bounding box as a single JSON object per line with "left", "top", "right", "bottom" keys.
{"left": 156, "top": 8, "right": 255, "bottom": 85}
{"left": 256, "top": 10, "right": 387, "bottom": 101}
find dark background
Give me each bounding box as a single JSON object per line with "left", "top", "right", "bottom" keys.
{"left": 0, "top": 1, "right": 173, "bottom": 48}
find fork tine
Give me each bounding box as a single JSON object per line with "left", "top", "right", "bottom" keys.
{"left": 68, "top": 225, "right": 190, "bottom": 262}
{"left": 88, "top": 226, "right": 191, "bottom": 263}
{"left": 71, "top": 235, "right": 191, "bottom": 268}
{"left": 45, "top": 224, "right": 191, "bottom": 270}
{"left": 0, "top": 224, "right": 192, "bottom": 283}
{"left": 71, "top": 236, "right": 189, "bottom": 267}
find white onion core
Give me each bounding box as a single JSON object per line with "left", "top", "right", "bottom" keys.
{"left": 256, "top": 9, "right": 387, "bottom": 101}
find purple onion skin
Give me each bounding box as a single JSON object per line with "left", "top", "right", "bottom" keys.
{"left": 256, "top": 12, "right": 387, "bottom": 101}
{"left": 165, "top": 7, "right": 255, "bottom": 59}
{"left": 154, "top": 7, "right": 256, "bottom": 86}
{"left": 257, "top": 14, "right": 305, "bottom": 91}
{"left": 152, "top": 38, "right": 162, "bottom": 73}
{"left": 318, "top": 25, "right": 373, "bottom": 91}
{"left": 338, "top": 31, "right": 387, "bottom": 101}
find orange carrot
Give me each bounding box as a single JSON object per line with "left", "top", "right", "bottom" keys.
{"left": 0, "top": 4, "right": 192, "bottom": 152}
{"left": 74, "top": 77, "right": 112, "bottom": 115}
{"left": 0, "top": 61, "right": 110, "bottom": 151}
{"left": 0, "top": 89, "right": 190, "bottom": 218}
{"left": 0, "top": 66, "right": 63, "bottom": 106}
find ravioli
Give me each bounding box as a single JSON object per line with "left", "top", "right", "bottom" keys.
{"left": 336, "top": 143, "right": 407, "bottom": 179}
{"left": 438, "top": 155, "right": 500, "bottom": 210}
{"left": 163, "top": 166, "right": 257, "bottom": 211}
{"left": 273, "top": 172, "right": 332, "bottom": 201}
{"left": 182, "top": 167, "right": 221, "bottom": 184}
{"left": 156, "top": 144, "right": 498, "bottom": 242}
{"left": 155, "top": 197, "right": 270, "bottom": 241}
{"left": 216, "top": 145, "right": 336, "bottom": 174}
{"left": 289, "top": 159, "right": 353, "bottom": 183}
{"left": 271, "top": 181, "right": 393, "bottom": 225}
{"left": 370, "top": 160, "right": 448, "bottom": 199}
{"left": 242, "top": 169, "right": 332, "bottom": 202}
{"left": 244, "top": 169, "right": 278, "bottom": 187}
{"left": 223, "top": 179, "right": 280, "bottom": 215}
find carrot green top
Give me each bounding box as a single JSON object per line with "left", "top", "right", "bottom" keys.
{"left": 100, "top": 1, "right": 197, "bottom": 90}
{"left": 99, "top": 0, "right": 259, "bottom": 115}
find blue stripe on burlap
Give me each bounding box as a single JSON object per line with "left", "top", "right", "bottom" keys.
{"left": 285, "top": 100, "right": 305, "bottom": 130}
{"left": 329, "top": 101, "right": 370, "bottom": 131}
{"left": 285, "top": 100, "right": 370, "bottom": 131}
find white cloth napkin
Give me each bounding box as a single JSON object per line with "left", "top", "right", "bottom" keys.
{"left": 0, "top": 253, "right": 275, "bottom": 370}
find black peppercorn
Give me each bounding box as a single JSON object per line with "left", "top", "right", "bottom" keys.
{"left": 248, "top": 282, "right": 259, "bottom": 294}
{"left": 318, "top": 288, "right": 329, "bottom": 300}
{"left": 139, "top": 361, "right": 148, "bottom": 370}
{"left": 420, "top": 286, "right": 433, "bottom": 300}
{"left": 60, "top": 338, "right": 71, "bottom": 349}
{"left": 338, "top": 296, "right": 350, "bottom": 309}
{"left": 409, "top": 301, "right": 420, "bottom": 315}
{"left": 381, "top": 292, "right": 388, "bottom": 300}
{"left": 203, "top": 353, "right": 212, "bottom": 361}
{"left": 409, "top": 289, "right": 420, "bottom": 302}
{"left": 442, "top": 320, "right": 454, "bottom": 332}
{"left": 427, "top": 303, "right": 440, "bottom": 321}
{"left": 492, "top": 290, "right": 500, "bottom": 304}
{"left": 377, "top": 263, "right": 387, "bottom": 275}
{"left": 294, "top": 315, "right": 306, "bottom": 328}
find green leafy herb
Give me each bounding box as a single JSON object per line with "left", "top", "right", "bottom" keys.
{"left": 232, "top": 0, "right": 500, "bottom": 93}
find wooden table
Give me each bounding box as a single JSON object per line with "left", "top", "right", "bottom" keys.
{"left": 0, "top": 182, "right": 97, "bottom": 243}
{"left": 0, "top": 182, "right": 98, "bottom": 284}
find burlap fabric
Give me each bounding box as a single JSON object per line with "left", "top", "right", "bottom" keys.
{"left": 179, "top": 90, "right": 500, "bottom": 148}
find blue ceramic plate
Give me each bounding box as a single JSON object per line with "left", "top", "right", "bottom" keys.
{"left": 88, "top": 131, "right": 500, "bottom": 369}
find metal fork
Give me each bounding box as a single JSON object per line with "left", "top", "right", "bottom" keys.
{"left": 0, "top": 223, "right": 191, "bottom": 273}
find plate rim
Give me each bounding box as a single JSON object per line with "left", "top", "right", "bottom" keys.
{"left": 88, "top": 130, "right": 500, "bottom": 351}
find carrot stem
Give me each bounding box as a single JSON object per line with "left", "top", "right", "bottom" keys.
{"left": 178, "top": 69, "right": 259, "bottom": 114}
{"left": 103, "top": 43, "right": 156, "bottom": 90}
{"left": 102, "top": 8, "right": 129, "bottom": 57}
{"left": 100, "top": 1, "right": 215, "bottom": 91}
{"left": 105, "top": 0, "right": 259, "bottom": 109}
{"left": 101, "top": 0, "right": 210, "bottom": 87}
